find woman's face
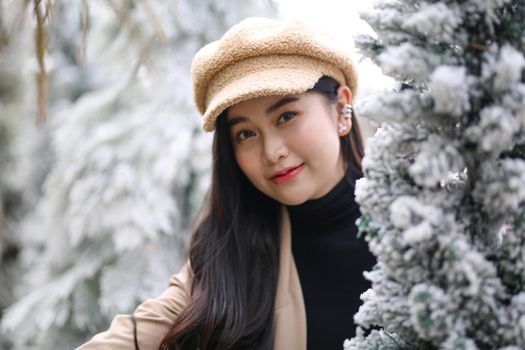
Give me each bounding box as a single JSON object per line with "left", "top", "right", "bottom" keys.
{"left": 226, "top": 91, "right": 350, "bottom": 205}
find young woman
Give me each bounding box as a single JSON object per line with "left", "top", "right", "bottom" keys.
{"left": 77, "top": 17, "right": 376, "bottom": 350}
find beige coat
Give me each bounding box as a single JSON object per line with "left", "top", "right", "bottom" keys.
{"left": 76, "top": 207, "right": 307, "bottom": 349}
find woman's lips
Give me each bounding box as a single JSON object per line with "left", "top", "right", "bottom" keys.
{"left": 270, "top": 163, "right": 304, "bottom": 184}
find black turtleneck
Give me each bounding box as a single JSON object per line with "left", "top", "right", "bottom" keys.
{"left": 286, "top": 167, "right": 376, "bottom": 350}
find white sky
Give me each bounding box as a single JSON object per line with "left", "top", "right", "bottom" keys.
{"left": 276, "top": 0, "right": 396, "bottom": 101}
{"left": 277, "top": 0, "right": 378, "bottom": 40}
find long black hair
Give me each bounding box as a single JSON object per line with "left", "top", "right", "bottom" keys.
{"left": 159, "top": 75, "right": 364, "bottom": 349}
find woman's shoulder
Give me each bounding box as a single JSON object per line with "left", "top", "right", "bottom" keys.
{"left": 134, "top": 260, "right": 194, "bottom": 323}
{"left": 163, "top": 261, "right": 194, "bottom": 308}
{"left": 168, "top": 260, "right": 194, "bottom": 289}
{"left": 76, "top": 261, "right": 194, "bottom": 350}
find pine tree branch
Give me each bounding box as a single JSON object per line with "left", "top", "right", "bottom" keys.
{"left": 138, "top": 0, "right": 166, "bottom": 43}
{"left": 468, "top": 42, "right": 490, "bottom": 52}
{"left": 77, "top": 0, "right": 89, "bottom": 66}
{"left": 33, "top": 0, "right": 47, "bottom": 124}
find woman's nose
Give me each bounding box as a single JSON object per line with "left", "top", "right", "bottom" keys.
{"left": 262, "top": 134, "right": 288, "bottom": 164}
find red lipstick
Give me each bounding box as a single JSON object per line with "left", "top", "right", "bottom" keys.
{"left": 270, "top": 163, "right": 304, "bottom": 184}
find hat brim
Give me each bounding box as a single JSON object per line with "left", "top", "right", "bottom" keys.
{"left": 202, "top": 55, "right": 346, "bottom": 132}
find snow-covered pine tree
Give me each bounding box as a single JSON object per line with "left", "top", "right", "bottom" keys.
{"left": 0, "top": 1, "right": 26, "bottom": 320}
{"left": 0, "top": 5, "right": 54, "bottom": 349}
{"left": 1, "top": 1, "right": 276, "bottom": 349}
{"left": 344, "top": 0, "right": 525, "bottom": 349}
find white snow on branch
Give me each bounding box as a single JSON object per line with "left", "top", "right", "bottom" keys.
{"left": 430, "top": 65, "right": 472, "bottom": 117}
{"left": 355, "top": 90, "right": 434, "bottom": 124}
{"left": 483, "top": 44, "right": 525, "bottom": 92}
{"left": 378, "top": 42, "right": 448, "bottom": 82}
{"left": 389, "top": 196, "right": 442, "bottom": 244}
{"left": 409, "top": 283, "right": 452, "bottom": 340}
{"left": 474, "top": 159, "right": 525, "bottom": 218}
{"left": 473, "top": 0, "right": 513, "bottom": 35}
{"left": 464, "top": 105, "right": 517, "bottom": 155}
{"left": 409, "top": 134, "right": 465, "bottom": 188}
{"left": 402, "top": 3, "right": 462, "bottom": 43}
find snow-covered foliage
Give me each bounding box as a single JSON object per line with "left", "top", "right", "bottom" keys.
{"left": 347, "top": 0, "right": 525, "bottom": 348}
{"left": 0, "top": 1, "right": 276, "bottom": 349}
{"left": 0, "top": 5, "right": 50, "bottom": 348}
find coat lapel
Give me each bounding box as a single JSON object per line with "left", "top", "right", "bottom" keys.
{"left": 273, "top": 206, "right": 307, "bottom": 349}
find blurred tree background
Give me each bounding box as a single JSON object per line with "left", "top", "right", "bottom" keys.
{"left": 0, "top": 0, "right": 276, "bottom": 348}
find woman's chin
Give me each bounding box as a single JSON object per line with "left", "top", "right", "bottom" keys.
{"left": 271, "top": 192, "right": 310, "bottom": 206}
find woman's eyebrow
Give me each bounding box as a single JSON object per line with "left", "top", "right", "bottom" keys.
{"left": 227, "top": 116, "right": 248, "bottom": 128}
{"left": 227, "top": 96, "right": 300, "bottom": 128}
{"left": 265, "top": 96, "right": 299, "bottom": 115}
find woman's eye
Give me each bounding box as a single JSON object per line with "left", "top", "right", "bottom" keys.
{"left": 236, "top": 130, "right": 255, "bottom": 142}
{"left": 277, "top": 111, "right": 297, "bottom": 124}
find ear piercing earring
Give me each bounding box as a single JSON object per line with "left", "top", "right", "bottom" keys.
{"left": 339, "top": 104, "right": 352, "bottom": 134}
{"left": 342, "top": 104, "right": 353, "bottom": 119}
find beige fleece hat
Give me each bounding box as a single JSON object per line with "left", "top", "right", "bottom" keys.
{"left": 191, "top": 17, "right": 359, "bottom": 132}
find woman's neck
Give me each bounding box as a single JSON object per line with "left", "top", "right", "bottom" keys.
{"left": 285, "top": 166, "right": 361, "bottom": 233}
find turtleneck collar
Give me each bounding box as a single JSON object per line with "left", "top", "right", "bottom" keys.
{"left": 286, "top": 166, "right": 361, "bottom": 234}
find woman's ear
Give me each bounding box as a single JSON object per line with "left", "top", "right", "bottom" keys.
{"left": 336, "top": 86, "right": 353, "bottom": 136}
{"left": 336, "top": 85, "right": 353, "bottom": 106}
